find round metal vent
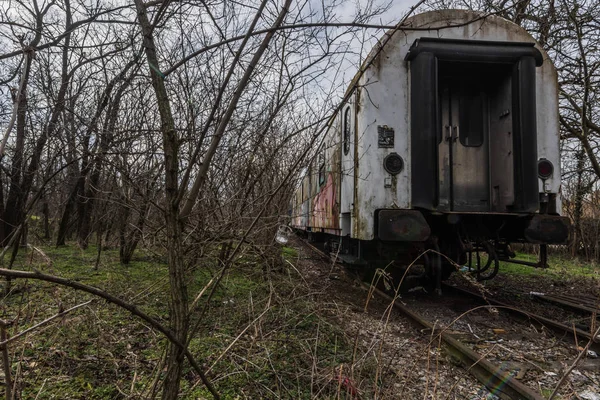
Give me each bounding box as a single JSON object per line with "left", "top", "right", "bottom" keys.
{"left": 383, "top": 153, "right": 404, "bottom": 175}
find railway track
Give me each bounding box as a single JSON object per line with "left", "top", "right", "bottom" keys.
{"left": 364, "top": 283, "right": 547, "bottom": 400}
{"left": 530, "top": 292, "right": 600, "bottom": 315}
{"left": 442, "top": 283, "right": 600, "bottom": 354}
{"left": 297, "top": 238, "right": 553, "bottom": 400}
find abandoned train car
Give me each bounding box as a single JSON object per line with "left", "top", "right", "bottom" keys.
{"left": 290, "top": 9, "right": 570, "bottom": 286}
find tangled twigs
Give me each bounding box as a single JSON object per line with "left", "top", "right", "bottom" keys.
{"left": 0, "top": 300, "right": 92, "bottom": 349}
{"left": 0, "top": 301, "right": 91, "bottom": 400}
{"left": 0, "top": 267, "right": 219, "bottom": 399}
{"left": 0, "top": 318, "right": 13, "bottom": 400}
{"left": 548, "top": 325, "right": 600, "bottom": 399}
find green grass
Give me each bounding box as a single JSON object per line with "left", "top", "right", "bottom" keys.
{"left": 1, "top": 244, "right": 172, "bottom": 399}
{"left": 497, "top": 251, "right": 600, "bottom": 279}
{"left": 281, "top": 246, "right": 298, "bottom": 260}
{"left": 1, "top": 242, "right": 357, "bottom": 399}
{"left": 5, "top": 241, "right": 592, "bottom": 399}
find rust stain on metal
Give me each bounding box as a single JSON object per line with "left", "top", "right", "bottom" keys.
{"left": 312, "top": 172, "right": 339, "bottom": 229}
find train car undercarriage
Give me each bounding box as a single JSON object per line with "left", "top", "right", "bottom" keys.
{"left": 298, "top": 210, "right": 570, "bottom": 294}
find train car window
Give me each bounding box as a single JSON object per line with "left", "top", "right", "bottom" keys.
{"left": 318, "top": 164, "right": 325, "bottom": 186}
{"left": 459, "top": 90, "right": 485, "bottom": 147}
{"left": 343, "top": 107, "right": 351, "bottom": 155}
{"left": 318, "top": 149, "right": 326, "bottom": 186}
{"left": 307, "top": 163, "right": 312, "bottom": 192}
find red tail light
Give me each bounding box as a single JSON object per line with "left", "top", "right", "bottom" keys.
{"left": 538, "top": 159, "right": 554, "bottom": 179}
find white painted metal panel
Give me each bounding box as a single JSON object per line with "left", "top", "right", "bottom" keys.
{"left": 535, "top": 57, "right": 561, "bottom": 213}
{"left": 351, "top": 10, "right": 561, "bottom": 240}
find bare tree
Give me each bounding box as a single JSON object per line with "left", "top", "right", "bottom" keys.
{"left": 0, "top": 0, "right": 402, "bottom": 396}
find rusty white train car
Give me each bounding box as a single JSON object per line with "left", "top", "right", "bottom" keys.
{"left": 290, "top": 9, "right": 570, "bottom": 287}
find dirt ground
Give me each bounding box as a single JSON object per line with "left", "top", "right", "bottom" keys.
{"left": 289, "top": 237, "right": 600, "bottom": 400}
{"left": 288, "top": 238, "right": 500, "bottom": 400}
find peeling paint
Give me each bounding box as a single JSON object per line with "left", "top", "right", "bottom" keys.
{"left": 312, "top": 173, "right": 340, "bottom": 229}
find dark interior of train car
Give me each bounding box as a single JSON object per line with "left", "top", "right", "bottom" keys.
{"left": 406, "top": 37, "right": 542, "bottom": 214}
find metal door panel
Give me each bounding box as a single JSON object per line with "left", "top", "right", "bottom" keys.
{"left": 438, "top": 86, "right": 451, "bottom": 210}
{"left": 489, "top": 76, "right": 514, "bottom": 211}
{"left": 452, "top": 143, "right": 489, "bottom": 210}
{"left": 438, "top": 82, "right": 490, "bottom": 212}
{"left": 451, "top": 85, "right": 489, "bottom": 211}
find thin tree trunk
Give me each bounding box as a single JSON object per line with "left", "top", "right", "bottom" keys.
{"left": 572, "top": 149, "right": 585, "bottom": 257}
{"left": 118, "top": 201, "right": 132, "bottom": 264}
{"left": 0, "top": 320, "right": 12, "bottom": 400}
{"left": 56, "top": 181, "right": 79, "bottom": 246}
{"left": 42, "top": 197, "right": 50, "bottom": 240}
{"left": 120, "top": 195, "right": 150, "bottom": 265}
{"left": 5, "top": 0, "right": 73, "bottom": 266}
{"left": 94, "top": 226, "right": 103, "bottom": 270}
{"left": 3, "top": 230, "right": 22, "bottom": 296}
{"left": 2, "top": 52, "right": 33, "bottom": 246}
{"left": 133, "top": 2, "right": 189, "bottom": 398}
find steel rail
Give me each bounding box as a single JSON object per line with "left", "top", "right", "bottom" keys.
{"left": 443, "top": 284, "right": 600, "bottom": 349}
{"left": 530, "top": 292, "right": 600, "bottom": 315}
{"left": 363, "top": 284, "right": 545, "bottom": 400}
{"left": 296, "top": 237, "right": 545, "bottom": 400}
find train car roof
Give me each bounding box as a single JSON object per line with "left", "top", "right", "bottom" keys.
{"left": 343, "top": 9, "right": 550, "bottom": 99}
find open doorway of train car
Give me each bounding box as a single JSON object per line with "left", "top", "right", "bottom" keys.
{"left": 437, "top": 61, "right": 514, "bottom": 213}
